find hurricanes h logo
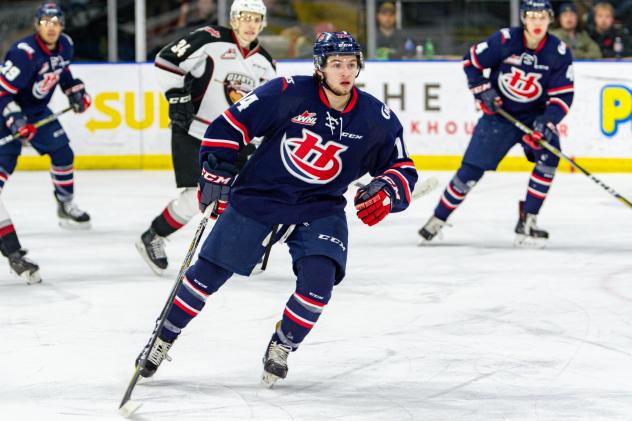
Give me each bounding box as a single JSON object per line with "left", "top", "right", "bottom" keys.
{"left": 498, "top": 67, "right": 543, "bottom": 103}
{"left": 281, "top": 129, "right": 348, "bottom": 184}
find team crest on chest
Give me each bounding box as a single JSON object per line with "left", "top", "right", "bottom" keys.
{"left": 498, "top": 67, "right": 543, "bottom": 103}
{"left": 223, "top": 73, "right": 255, "bottom": 104}
{"left": 291, "top": 111, "right": 317, "bottom": 126}
{"left": 280, "top": 128, "right": 348, "bottom": 184}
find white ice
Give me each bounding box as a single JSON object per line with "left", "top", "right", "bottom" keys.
{"left": 1, "top": 170, "right": 632, "bottom": 420}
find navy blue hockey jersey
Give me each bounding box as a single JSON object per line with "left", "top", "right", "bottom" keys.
{"left": 0, "top": 33, "right": 76, "bottom": 115}
{"left": 200, "top": 76, "right": 418, "bottom": 225}
{"left": 464, "top": 27, "right": 574, "bottom": 124}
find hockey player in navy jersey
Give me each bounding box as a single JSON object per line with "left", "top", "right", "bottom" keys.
{"left": 134, "top": 32, "right": 418, "bottom": 387}
{"left": 136, "top": 0, "right": 276, "bottom": 275}
{"left": 0, "top": 3, "right": 92, "bottom": 283}
{"left": 419, "top": 0, "right": 574, "bottom": 247}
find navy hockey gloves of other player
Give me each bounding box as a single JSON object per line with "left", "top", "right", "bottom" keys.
{"left": 4, "top": 109, "right": 36, "bottom": 141}
{"left": 197, "top": 155, "right": 238, "bottom": 219}
{"left": 522, "top": 116, "right": 558, "bottom": 150}
{"left": 166, "top": 87, "right": 194, "bottom": 130}
{"left": 354, "top": 179, "right": 392, "bottom": 227}
{"left": 470, "top": 82, "right": 503, "bottom": 115}
{"left": 64, "top": 79, "right": 92, "bottom": 113}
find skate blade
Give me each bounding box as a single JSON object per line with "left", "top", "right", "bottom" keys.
{"left": 513, "top": 234, "right": 547, "bottom": 249}
{"left": 11, "top": 268, "right": 42, "bottom": 284}
{"left": 135, "top": 241, "right": 165, "bottom": 276}
{"left": 58, "top": 219, "right": 91, "bottom": 231}
{"left": 261, "top": 371, "right": 281, "bottom": 388}
{"left": 119, "top": 400, "right": 143, "bottom": 418}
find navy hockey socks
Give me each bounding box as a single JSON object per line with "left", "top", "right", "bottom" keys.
{"left": 434, "top": 163, "right": 484, "bottom": 221}
{"left": 523, "top": 164, "right": 555, "bottom": 215}
{"left": 159, "top": 257, "right": 232, "bottom": 342}
{"left": 273, "top": 256, "right": 336, "bottom": 350}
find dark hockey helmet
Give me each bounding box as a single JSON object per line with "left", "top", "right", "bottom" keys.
{"left": 35, "top": 2, "right": 65, "bottom": 26}
{"left": 520, "top": 0, "right": 554, "bottom": 20}
{"left": 313, "top": 31, "right": 364, "bottom": 71}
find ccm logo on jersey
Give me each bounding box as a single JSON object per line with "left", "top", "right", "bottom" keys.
{"left": 291, "top": 111, "right": 317, "bottom": 126}
{"left": 280, "top": 128, "right": 348, "bottom": 184}
{"left": 201, "top": 167, "right": 232, "bottom": 184}
{"left": 498, "top": 68, "right": 543, "bottom": 102}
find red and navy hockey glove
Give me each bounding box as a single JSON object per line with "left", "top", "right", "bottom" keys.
{"left": 522, "top": 116, "right": 557, "bottom": 150}
{"left": 354, "top": 179, "right": 392, "bottom": 227}
{"left": 64, "top": 79, "right": 92, "bottom": 113}
{"left": 470, "top": 82, "right": 503, "bottom": 115}
{"left": 197, "top": 155, "right": 237, "bottom": 219}
{"left": 4, "top": 109, "right": 36, "bottom": 141}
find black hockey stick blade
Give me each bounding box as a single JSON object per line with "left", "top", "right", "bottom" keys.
{"left": 118, "top": 205, "right": 214, "bottom": 415}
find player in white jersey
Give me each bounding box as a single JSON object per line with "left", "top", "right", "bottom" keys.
{"left": 136, "top": 0, "right": 276, "bottom": 275}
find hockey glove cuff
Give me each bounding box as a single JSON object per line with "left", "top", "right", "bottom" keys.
{"left": 64, "top": 79, "right": 91, "bottom": 113}
{"left": 166, "top": 87, "right": 194, "bottom": 130}
{"left": 197, "top": 156, "right": 238, "bottom": 217}
{"left": 354, "top": 179, "right": 392, "bottom": 227}
{"left": 470, "top": 82, "right": 503, "bottom": 115}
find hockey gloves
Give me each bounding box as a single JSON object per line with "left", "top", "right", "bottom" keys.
{"left": 197, "top": 155, "right": 238, "bottom": 219}
{"left": 522, "top": 116, "right": 558, "bottom": 150}
{"left": 470, "top": 82, "right": 503, "bottom": 115}
{"left": 3, "top": 103, "right": 36, "bottom": 141}
{"left": 64, "top": 79, "right": 92, "bottom": 113}
{"left": 354, "top": 179, "right": 392, "bottom": 227}
{"left": 166, "top": 87, "right": 194, "bottom": 130}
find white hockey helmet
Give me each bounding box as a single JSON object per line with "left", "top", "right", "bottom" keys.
{"left": 230, "top": 0, "right": 267, "bottom": 27}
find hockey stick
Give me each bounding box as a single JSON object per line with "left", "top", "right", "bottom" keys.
{"left": 0, "top": 106, "right": 73, "bottom": 146}
{"left": 496, "top": 108, "right": 632, "bottom": 210}
{"left": 119, "top": 205, "right": 215, "bottom": 417}
{"left": 259, "top": 224, "right": 279, "bottom": 272}
{"left": 352, "top": 176, "right": 439, "bottom": 201}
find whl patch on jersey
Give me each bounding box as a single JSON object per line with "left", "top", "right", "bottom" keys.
{"left": 223, "top": 73, "right": 255, "bottom": 105}
{"left": 498, "top": 67, "right": 543, "bottom": 103}
{"left": 280, "top": 129, "right": 348, "bottom": 184}
{"left": 291, "top": 111, "right": 317, "bottom": 126}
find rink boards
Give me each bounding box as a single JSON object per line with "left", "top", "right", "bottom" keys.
{"left": 16, "top": 60, "right": 632, "bottom": 172}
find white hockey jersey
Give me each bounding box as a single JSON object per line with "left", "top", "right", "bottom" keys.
{"left": 154, "top": 25, "right": 276, "bottom": 140}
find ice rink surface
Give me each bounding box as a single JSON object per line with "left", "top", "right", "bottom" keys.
{"left": 1, "top": 169, "right": 631, "bottom": 420}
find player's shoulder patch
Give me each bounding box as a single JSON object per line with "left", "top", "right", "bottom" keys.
{"left": 500, "top": 28, "right": 512, "bottom": 42}
{"left": 557, "top": 40, "right": 568, "bottom": 56}
{"left": 193, "top": 25, "right": 233, "bottom": 44}
{"left": 16, "top": 42, "right": 35, "bottom": 59}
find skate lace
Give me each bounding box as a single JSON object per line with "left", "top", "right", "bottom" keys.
{"left": 267, "top": 342, "right": 292, "bottom": 366}
{"left": 149, "top": 235, "right": 167, "bottom": 259}
{"left": 146, "top": 339, "right": 172, "bottom": 366}
{"left": 63, "top": 202, "right": 86, "bottom": 218}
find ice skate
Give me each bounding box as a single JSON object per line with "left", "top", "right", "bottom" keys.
{"left": 514, "top": 201, "right": 548, "bottom": 248}
{"left": 261, "top": 339, "right": 292, "bottom": 388}
{"left": 418, "top": 215, "right": 446, "bottom": 245}
{"left": 135, "top": 336, "right": 174, "bottom": 378}
{"left": 56, "top": 196, "right": 91, "bottom": 230}
{"left": 8, "top": 249, "right": 41, "bottom": 284}
{"left": 136, "top": 228, "right": 168, "bottom": 275}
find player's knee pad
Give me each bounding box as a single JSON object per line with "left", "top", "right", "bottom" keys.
{"left": 454, "top": 163, "right": 484, "bottom": 194}
{"left": 295, "top": 255, "right": 337, "bottom": 305}
{"left": 170, "top": 187, "right": 198, "bottom": 221}
{"left": 48, "top": 144, "right": 74, "bottom": 167}
{"left": 184, "top": 256, "right": 233, "bottom": 295}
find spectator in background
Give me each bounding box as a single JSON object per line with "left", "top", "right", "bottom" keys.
{"left": 375, "top": 1, "right": 413, "bottom": 59}
{"left": 588, "top": 1, "right": 631, "bottom": 57}
{"left": 550, "top": 2, "right": 602, "bottom": 58}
